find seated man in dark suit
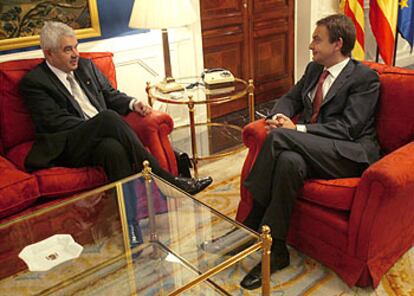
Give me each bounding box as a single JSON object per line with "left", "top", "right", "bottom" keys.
{"left": 240, "top": 14, "right": 381, "bottom": 289}
{"left": 20, "top": 21, "right": 212, "bottom": 247}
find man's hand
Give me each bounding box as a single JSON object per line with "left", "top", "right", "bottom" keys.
{"left": 265, "top": 113, "right": 296, "bottom": 131}
{"left": 133, "top": 101, "right": 152, "bottom": 116}
{"left": 275, "top": 114, "right": 296, "bottom": 129}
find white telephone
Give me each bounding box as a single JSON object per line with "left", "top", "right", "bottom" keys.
{"left": 202, "top": 68, "right": 235, "bottom": 88}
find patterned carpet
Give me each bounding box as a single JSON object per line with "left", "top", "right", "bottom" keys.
{"left": 1, "top": 150, "right": 412, "bottom": 295}
{"left": 193, "top": 150, "right": 414, "bottom": 296}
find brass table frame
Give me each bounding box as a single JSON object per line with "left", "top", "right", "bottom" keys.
{"left": 0, "top": 162, "right": 271, "bottom": 295}
{"left": 140, "top": 161, "right": 271, "bottom": 295}
{"left": 146, "top": 78, "right": 255, "bottom": 177}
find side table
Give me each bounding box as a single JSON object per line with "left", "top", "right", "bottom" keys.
{"left": 146, "top": 77, "right": 255, "bottom": 177}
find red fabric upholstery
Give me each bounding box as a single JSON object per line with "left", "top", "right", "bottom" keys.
{"left": 5, "top": 142, "right": 33, "bottom": 171}
{"left": 301, "top": 178, "right": 359, "bottom": 211}
{"left": 374, "top": 68, "right": 414, "bottom": 153}
{"left": 33, "top": 167, "right": 107, "bottom": 198}
{"left": 0, "top": 58, "right": 38, "bottom": 152}
{"left": 236, "top": 62, "right": 414, "bottom": 288}
{"left": 123, "top": 110, "right": 178, "bottom": 175}
{"left": 0, "top": 52, "right": 177, "bottom": 217}
{"left": 0, "top": 156, "right": 39, "bottom": 219}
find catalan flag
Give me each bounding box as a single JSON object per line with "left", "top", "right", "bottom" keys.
{"left": 340, "top": 0, "right": 365, "bottom": 60}
{"left": 398, "top": 0, "right": 414, "bottom": 50}
{"left": 369, "top": 0, "right": 399, "bottom": 65}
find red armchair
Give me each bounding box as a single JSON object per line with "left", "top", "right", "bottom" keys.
{"left": 0, "top": 52, "right": 177, "bottom": 220}
{"left": 236, "top": 62, "right": 414, "bottom": 288}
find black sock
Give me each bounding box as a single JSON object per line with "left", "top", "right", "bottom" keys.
{"left": 243, "top": 200, "right": 266, "bottom": 231}
{"left": 271, "top": 239, "right": 289, "bottom": 257}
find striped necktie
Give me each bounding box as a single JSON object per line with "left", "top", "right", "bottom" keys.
{"left": 66, "top": 74, "right": 98, "bottom": 119}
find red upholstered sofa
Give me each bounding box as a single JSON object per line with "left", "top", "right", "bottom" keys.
{"left": 236, "top": 62, "right": 414, "bottom": 288}
{"left": 0, "top": 52, "right": 178, "bottom": 221}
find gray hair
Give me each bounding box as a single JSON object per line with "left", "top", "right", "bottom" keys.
{"left": 40, "top": 22, "right": 76, "bottom": 51}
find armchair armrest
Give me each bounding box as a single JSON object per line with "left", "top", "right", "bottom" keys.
{"left": 348, "top": 142, "right": 414, "bottom": 284}
{"left": 123, "top": 110, "right": 178, "bottom": 176}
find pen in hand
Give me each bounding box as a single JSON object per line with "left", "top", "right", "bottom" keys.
{"left": 255, "top": 111, "right": 268, "bottom": 119}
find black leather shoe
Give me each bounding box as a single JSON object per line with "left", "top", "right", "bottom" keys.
{"left": 240, "top": 252, "right": 290, "bottom": 290}
{"left": 174, "top": 176, "right": 213, "bottom": 195}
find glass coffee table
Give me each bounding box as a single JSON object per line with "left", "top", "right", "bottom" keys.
{"left": 146, "top": 77, "right": 255, "bottom": 177}
{"left": 0, "top": 162, "right": 271, "bottom": 295}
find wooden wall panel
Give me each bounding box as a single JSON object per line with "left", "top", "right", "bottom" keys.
{"left": 200, "top": 0, "right": 294, "bottom": 118}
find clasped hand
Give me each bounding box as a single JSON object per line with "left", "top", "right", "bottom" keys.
{"left": 265, "top": 113, "right": 296, "bottom": 131}
{"left": 133, "top": 101, "right": 152, "bottom": 116}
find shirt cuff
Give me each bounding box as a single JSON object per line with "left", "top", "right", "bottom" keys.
{"left": 296, "top": 124, "right": 307, "bottom": 133}
{"left": 129, "top": 98, "right": 138, "bottom": 111}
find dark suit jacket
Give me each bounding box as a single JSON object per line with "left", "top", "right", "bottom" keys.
{"left": 269, "top": 59, "right": 381, "bottom": 165}
{"left": 20, "top": 58, "right": 135, "bottom": 170}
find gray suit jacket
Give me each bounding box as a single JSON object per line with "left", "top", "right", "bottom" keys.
{"left": 20, "top": 58, "right": 135, "bottom": 170}
{"left": 270, "top": 60, "right": 381, "bottom": 165}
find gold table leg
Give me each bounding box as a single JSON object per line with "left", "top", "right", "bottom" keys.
{"left": 142, "top": 161, "right": 159, "bottom": 258}
{"left": 261, "top": 225, "right": 272, "bottom": 296}
{"left": 248, "top": 79, "right": 255, "bottom": 122}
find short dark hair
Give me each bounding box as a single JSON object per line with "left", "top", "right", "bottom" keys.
{"left": 316, "top": 14, "right": 356, "bottom": 56}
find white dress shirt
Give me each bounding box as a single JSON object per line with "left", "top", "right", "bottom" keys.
{"left": 293, "top": 57, "right": 350, "bottom": 132}
{"left": 46, "top": 61, "right": 98, "bottom": 118}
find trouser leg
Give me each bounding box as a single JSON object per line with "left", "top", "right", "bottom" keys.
{"left": 245, "top": 128, "right": 367, "bottom": 241}
{"left": 242, "top": 200, "right": 266, "bottom": 231}
{"left": 93, "top": 138, "right": 137, "bottom": 224}
{"left": 59, "top": 110, "right": 178, "bottom": 184}
{"left": 92, "top": 138, "right": 134, "bottom": 181}
{"left": 261, "top": 150, "right": 307, "bottom": 241}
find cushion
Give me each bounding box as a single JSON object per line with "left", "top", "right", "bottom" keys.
{"left": 33, "top": 167, "right": 107, "bottom": 198}
{"left": 0, "top": 157, "right": 40, "bottom": 218}
{"left": 374, "top": 67, "right": 414, "bottom": 154}
{"left": 0, "top": 58, "right": 40, "bottom": 151}
{"left": 300, "top": 178, "right": 360, "bottom": 211}
{"left": 80, "top": 52, "right": 117, "bottom": 88}
{"left": 6, "top": 142, "right": 33, "bottom": 171}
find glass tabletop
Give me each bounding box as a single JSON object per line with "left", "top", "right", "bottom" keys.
{"left": 0, "top": 171, "right": 260, "bottom": 295}
{"left": 170, "top": 123, "right": 243, "bottom": 159}
{"left": 148, "top": 77, "right": 249, "bottom": 105}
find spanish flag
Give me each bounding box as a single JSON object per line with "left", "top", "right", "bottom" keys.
{"left": 369, "top": 0, "right": 399, "bottom": 65}
{"left": 341, "top": 0, "right": 365, "bottom": 60}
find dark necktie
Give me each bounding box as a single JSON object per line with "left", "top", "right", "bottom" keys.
{"left": 310, "top": 70, "right": 329, "bottom": 123}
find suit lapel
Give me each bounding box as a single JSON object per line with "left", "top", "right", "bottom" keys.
{"left": 41, "top": 63, "right": 85, "bottom": 117}
{"left": 74, "top": 70, "right": 104, "bottom": 112}
{"left": 321, "top": 59, "right": 354, "bottom": 108}
{"left": 303, "top": 66, "right": 322, "bottom": 99}
{"left": 301, "top": 65, "right": 323, "bottom": 117}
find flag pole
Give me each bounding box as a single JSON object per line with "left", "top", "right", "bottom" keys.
{"left": 393, "top": 33, "right": 398, "bottom": 66}
{"left": 375, "top": 46, "right": 379, "bottom": 62}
